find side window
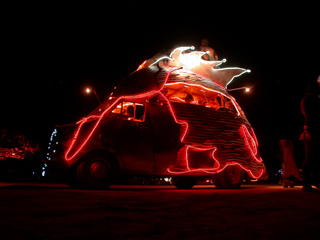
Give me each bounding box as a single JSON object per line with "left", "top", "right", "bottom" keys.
{"left": 111, "top": 101, "right": 145, "bottom": 122}
{"left": 135, "top": 104, "right": 145, "bottom": 121}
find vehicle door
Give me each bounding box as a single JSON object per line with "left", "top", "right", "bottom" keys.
{"left": 101, "top": 101, "right": 154, "bottom": 172}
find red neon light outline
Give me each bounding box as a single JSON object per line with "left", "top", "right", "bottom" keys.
{"left": 162, "top": 86, "right": 264, "bottom": 178}
{"left": 65, "top": 90, "right": 160, "bottom": 161}
{"left": 65, "top": 67, "right": 264, "bottom": 179}
{"left": 240, "top": 125, "right": 263, "bottom": 163}
{"left": 166, "top": 146, "right": 264, "bottom": 179}
{"left": 242, "top": 125, "right": 257, "bottom": 155}
{"left": 65, "top": 68, "right": 177, "bottom": 161}
{"left": 212, "top": 161, "right": 264, "bottom": 179}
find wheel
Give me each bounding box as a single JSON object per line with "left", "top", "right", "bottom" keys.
{"left": 173, "top": 176, "right": 196, "bottom": 189}
{"left": 212, "top": 165, "right": 244, "bottom": 189}
{"left": 75, "top": 151, "right": 116, "bottom": 189}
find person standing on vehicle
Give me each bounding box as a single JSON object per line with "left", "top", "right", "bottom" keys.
{"left": 200, "top": 39, "right": 218, "bottom": 61}
{"left": 300, "top": 76, "right": 320, "bottom": 192}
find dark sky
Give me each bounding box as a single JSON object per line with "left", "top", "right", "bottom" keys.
{"left": 2, "top": 2, "right": 319, "bottom": 167}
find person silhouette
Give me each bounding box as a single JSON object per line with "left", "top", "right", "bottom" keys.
{"left": 300, "top": 77, "right": 320, "bottom": 192}
{"left": 200, "top": 39, "right": 218, "bottom": 61}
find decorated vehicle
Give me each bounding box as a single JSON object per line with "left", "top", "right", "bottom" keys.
{"left": 47, "top": 46, "right": 265, "bottom": 189}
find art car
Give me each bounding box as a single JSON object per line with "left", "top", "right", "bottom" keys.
{"left": 47, "top": 46, "right": 265, "bottom": 189}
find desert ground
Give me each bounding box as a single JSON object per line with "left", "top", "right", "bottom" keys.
{"left": 0, "top": 182, "right": 319, "bottom": 239}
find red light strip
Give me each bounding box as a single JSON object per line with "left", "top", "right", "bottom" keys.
{"left": 179, "top": 146, "right": 220, "bottom": 173}
{"left": 65, "top": 90, "right": 160, "bottom": 161}
{"left": 162, "top": 85, "right": 264, "bottom": 178}
{"left": 64, "top": 67, "right": 264, "bottom": 179}
{"left": 166, "top": 145, "right": 264, "bottom": 179}
{"left": 211, "top": 161, "right": 264, "bottom": 179}
{"left": 240, "top": 124, "right": 263, "bottom": 163}
{"left": 65, "top": 68, "right": 177, "bottom": 162}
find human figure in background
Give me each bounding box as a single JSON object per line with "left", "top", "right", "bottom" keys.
{"left": 278, "top": 139, "right": 300, "bottom": 187}
{"left": 200, "top": 39, "right": 218, "bottom": 61}
{"left": 300, "top": 77, "right": 320, "bottom": 192}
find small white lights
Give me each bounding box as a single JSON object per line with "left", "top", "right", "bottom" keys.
{"left": 227, "top": 86, "right": 252, "bottom": 93}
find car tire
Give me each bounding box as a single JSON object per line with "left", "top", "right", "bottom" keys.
{"left": 212, "top": 165, "right": 244, "bottom": 189}
{"left": 76, "top": 151, "right": 116, "bottom": 189}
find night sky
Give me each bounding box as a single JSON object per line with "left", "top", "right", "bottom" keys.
{"left": 2, "top": 3, "right": 319, "bottom": 169}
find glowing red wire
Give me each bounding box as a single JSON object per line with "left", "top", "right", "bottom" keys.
{"left": 64, "top": 67, "right": 264, "bottom": 179}
{"left": 65, "top": 91, "right": 159, "bottom": 161}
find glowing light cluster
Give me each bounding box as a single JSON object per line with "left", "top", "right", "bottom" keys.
{"left": 164, "top": 46, "right": 250, "bottom": 88}
{"left": 0, "top": 129, "right": 41, "bottom": 161}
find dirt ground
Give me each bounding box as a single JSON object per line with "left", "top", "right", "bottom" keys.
{"left": 0, "top": 182, "right": 319, "bottom": 240}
